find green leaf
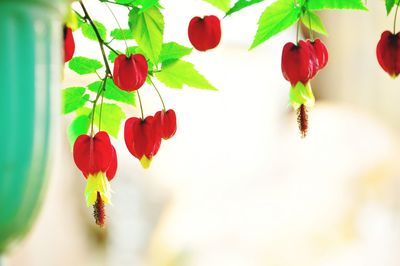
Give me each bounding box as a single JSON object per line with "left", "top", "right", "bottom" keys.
{"left": 159, "top": 42, "right": 192, "bottom": 63}
{"left": 116, "top": 0, "right": 133, "bottom": 3}
{"left": 67, "top": 114, "right": 91, "bottom": 148}
{"left": 108, "top": 50, "right": 122, "bottom": 63}
{"left": 62, "top": 87, "right": 89, "bottom": 114}
{"left": 110, "top": 28, "right": 134, "bottom": 40}
{"left": 116, "top": 0, "right": 159, "bottom": 11}
{"left": 301, "top": 11, "right": 328, "bottom": 36}
{"left": 386, "top": 0, "right": 396, "bottom": 15}
{"left": 128, "top": 6, "right": 164, "bottom": 65}
{"left": 132, "top": 0, "right": 159, "bottom": 12}
{"left": 94, "top": 103, "right": 126, "bottom": 138}
{"left": 307, "top": 0, "right": 368, "bottom": 11}
{"left": 68, "top": 56, "right": 103, "bottom": 75}
{"left": 87, "top": 79, "right": 136, "bottom": 106}
{"left": 155, "top": 60, "right": 217, "bottom": 91}
{"left": 123, "top": 46, "right": 155, "bottom": 71}
{"left": 125, "top": 46, "right": 140, "bottom": 56}
{"left": 250, "top": 0, "right": 301, "bottom": 49}
{"left": 81, "top": 21, "right": 107, "bottom": 41}
{"left": 202, "top": 0, "right": 230, "bottom": 12}
{"left": 225, "top": 0, "right": 265, "bottom": 16}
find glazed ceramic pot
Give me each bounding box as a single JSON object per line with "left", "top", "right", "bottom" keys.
{"left": 0, "top": 0, "right": 66, "bottom": 253}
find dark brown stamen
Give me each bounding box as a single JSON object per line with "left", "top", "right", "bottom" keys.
{"left": 297, "top": 104, "right": 308, "bottom": 138}
{"left": 93, "top": 192, "right": 105, "bottom": 227}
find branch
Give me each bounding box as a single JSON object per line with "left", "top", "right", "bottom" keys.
{"left": 79, "top": 0, "right": 113, "bottom": 77}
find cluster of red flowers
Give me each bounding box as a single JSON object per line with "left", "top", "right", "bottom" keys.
{"left": 64, "top": 13, "right": 221, "bottom": 226}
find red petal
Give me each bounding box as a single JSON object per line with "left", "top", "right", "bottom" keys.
{"left": 64, "top": 26, "right": 75, "bottom": 63}
{"left": 188, "top": 15, "right": 221, "bottom": 52}
{"left": 106, "top": 146, "right": 118, "bottom": 181}
{"left": 310, "top": 39, "right": 328, "bottom": 71}
{"left": 73, "top": 131, "right": 113, "bottom": 177}
{"left": 377, "top": 31, "right": 399, "bottom": 77}
{"left": 281, "top": 41, "right": 315, "bottom": 86}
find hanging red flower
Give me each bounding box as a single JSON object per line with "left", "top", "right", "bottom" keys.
{"left": 73, "top": 131, "right": 117, "bottom": 226}
{"left": 281, "top": 40, "right": 316, "bottom": 86}
{"left": 154, "top": 109, "right": 177, "bottom": 140}
{"left": 64, "top": 25, "right": 75, "bottom": 63}
{"left": 113, "top": 54, "right": 148, "bottom": 91}
{"left": 376, "top": 31, "right": 400, "bottom": 78}
{"left": 188, "top": 15, "right": 221, "bottom": 52}
{"left": 124, "top": 116, "right": 161, "bottom": 169}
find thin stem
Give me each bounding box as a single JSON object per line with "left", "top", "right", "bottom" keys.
{"left": 296, "top": 21, "right": 300, "bottom": 44}
{"left": 136, "top": 90, "right": 144, "bottom": 120}
{"left": 73, "top": 10, "right": 85, "bottom": 20}
{"left": 104, "top": 41, "right": 120, "bottom": 56}
{"left": 90, "top": 78, "right": 107, "bottom": 136}
{"left": 105, "top": 3, "right": 129, "bottom": 51}
{"left": 394, "top": 0, "right": 400, "bottom": 33}
{"left": 79, "top": 1, "right": 112, "bottom": 77}
{"left": 99, "top": 91, "right": 105, "bottom": 131}
{"left": 100, "top": 0, "right": 132, "bottom": 7}
{"left": 149, "top": 76, "right": 166, "bottom": 111}
{"left": 95, "top": 70, "right": 102, "bottom": 79}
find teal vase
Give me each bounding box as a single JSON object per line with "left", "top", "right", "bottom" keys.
{"left": 0, "top": 0, "right": 66, "bottom": 253}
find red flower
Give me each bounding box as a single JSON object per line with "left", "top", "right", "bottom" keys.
{"left": 124, "top": 116, "right": 161, "bottom": 168}
{"left": 188, "top": 15, "right": 221, "bottom": 52}
{"left": 154, "top": 109, "right": 177, "bottom": 140}
{"left": 308, "top": 39, "right": 328, "bottom": 71}
{"left": 113, "top": 54, "right": 148, "bottom": 91}
{"left": 73, "top": 131, "right": 117, "bottom": 208}
{"left": 73, "top": 131, "right": 113, "bottom": 177}
{"left": 376, "top": 31, "right": 400, "bottom": 78}
{"left": 64, "top": 25, "right": 75, "bottom": 63}
{"left": 281, "top": 40, "right": 316, "bottom": 86}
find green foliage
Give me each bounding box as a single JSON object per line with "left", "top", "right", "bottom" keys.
{"left": 67, "top": 114, "right": 91, "bottom": 147}
{"left": 115, "top": 0, "right": 159, "bottom": 12}
{"left": 132, "top": 0, "right": 160, "bottom": 12}
{"left": 125, "top": 46, "right": 140, "bottom": 56}
{"left": 307, "top": 0, "right": 368, "bottom": 11}
{"left": 159, "top": 42, "right": 192, "bottom": 63}
{"left": 202, "top": 0, "right": 231, "bottom": 12}
{"left": 116, "top": 0, "right": 133, "bottom": 3}
{"left": 108, "top": 50, "right": 122, "bottom": 63}
{"left": 386, "top": 0, "right": 398, "bottom": 15}
{"left": 62, "top": 87, "right": 89, "bottom": 114}
{"left": 225, "top": 0, "right": 265, "bottom": 16}
{"left": 110, "top": 29, "right": 134, "bottom": 40}
{"left": 155, "top": 60, "right": 217, "bottom": 91}
{"left": 94, "top": 103, "right": 126, "bottom": 138}
{"left": 81, "top": 20, "right": 107, "bottom": 41}
{"left": 69, "top": 57, "right": 103, "bottom": 75}
{"left": 129, "top": 6, "right": 164, "bottom": 65}
{"left": 301, "top": 11, "right": 328, "bottom": 36}
{"left": 251, "top": 0, "right": 301, "bottom": 49}
{"left": 87, "top": 79, "right": 136, "bottom": 106}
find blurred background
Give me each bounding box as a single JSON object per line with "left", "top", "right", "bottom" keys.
{"left": 6, "top": 0, "right": 400, "bottom": 265}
